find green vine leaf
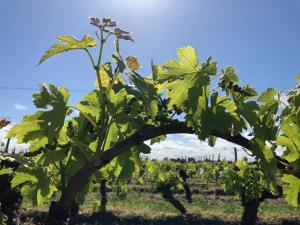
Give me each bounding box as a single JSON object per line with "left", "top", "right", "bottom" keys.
{"left": 129, "top": 73, "right": 159, "bottom": 119}
{"left": 158, "top": 46, "right": 199, "bottom": 82}
{"left": 258, "top": 88, "right": 277, "bottom": 104}
{"left": 42, "top": 150, "right": 67, "bottom": 166}
{"left": 282, "top": 174, "right": 300, "bottom": 207}
{"left": 208, "top": 135, "right": 216, "bottom": 147}
{"left": 221, "top": 66, "right": 240, "bottom": 83}
{"left": 104, "top": 123, "right": 118, "bottom": 150}
{"left": 150, "top": 135, "right": 166, "bottom": 145}
{"left": 8, "top": 84, "right": 69, "bottom": 150}
{"left": 157, "top": 46, "right": 217, "bottom": 110}
{"left": 114, "top": 150, "right": 136, "bottom": 182}
{"left": 276, "top": 122, "right": 300, "bottom": 163}
{"left": 38, "top": 34, "right": 97, "bottom": 65}
{"left": 0, "top": 209, "right": 7, "bottom": 225}
{"left": 11, "top": 166, "right": 57, "bottom": 206}
{"left": 77, "top": 91, "right": 100, "bottom": 121}
{"left": 235, "top": 101, "right": 259, "bottom": 127}
{"left": 254, "top": 88, "right": 279, "bottom": 141}
{"left": 250, "top": 139, "right": 277, "bottom": 192}
{"left": 210, "top": 96, "right": 245, "bottom": 133}
{"left": 0, "top": 168, "right": 13, "bottom": 175}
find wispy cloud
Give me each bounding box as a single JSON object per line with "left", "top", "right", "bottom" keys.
{"left": 14, "top": 103, "right": 28, "bottom": 110}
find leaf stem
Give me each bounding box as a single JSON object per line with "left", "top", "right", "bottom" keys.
{"left": 101, "top": 118, "right": 113, "bottom": 150}
{"left": 84, "top": 48, "right": 96, "bottom": 67}
{"left": 94, "top": 28, "right": 109, "bottom": 153}
{"left": 97, "top": 29, "right": 105, "bottom": 68}
{"left": 67, "top": 105, "right": 97, "bottom": 128}
{"left": 94, "top": 29, "right": 106, "bottom": 100}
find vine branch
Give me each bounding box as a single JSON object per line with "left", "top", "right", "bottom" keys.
{"left": 58, "top": 122, "right": 252, "bottom": 208}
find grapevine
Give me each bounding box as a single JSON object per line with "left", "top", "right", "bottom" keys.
{"left": 0, "top": 17, "right": 299, "bottom": 224}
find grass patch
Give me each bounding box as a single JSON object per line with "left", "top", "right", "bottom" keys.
{"left": 76, "top": 191, "right": 300, "bottom": 221}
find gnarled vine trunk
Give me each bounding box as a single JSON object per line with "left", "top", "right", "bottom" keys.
{"left": 47, "top": 201, "right": 79, "bottom": 225}
{"left": 99, "top": 179, "right": 107, "bottom": 213}
{"left": 159, "top": 184, "right": 187, "bottom": 215}
{"left": 0, "top": 160, "right": 22, "bottom": 225}
{"left": 178, "top": 168, "right": 192, "bottom": 203}
{"left": 241, "top": 187, "right": 283, "bottom": 225}
{"left": 241, "top": 198, "right": 261, "bottom": 225}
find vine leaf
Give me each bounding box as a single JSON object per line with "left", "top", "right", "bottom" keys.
{"left": 11, "top": 166, "right": 57, "bottom": 206}
{"left": 210, "top": 96, "right": 243, "bottom": 133}
{"left": 7, "top": 84, "right": 69, "bottom": 150}
{"left": 150, "top": 135, "right": 166, "bottom": 145}
{"left": 95, "top": 69, "right": 113, "bottom": 88}
{"left": 0, "top": 168, "right": 13, "bottom": 175}
{"left": 112, "top": 53, "right": 126, "bottom": 73}
{"left": 250, "top": 139, "right": 277, "bottom": 173}
{"left": 208, "top": 135, "right": 216, "bottom": 147}
{"left": 276, "top": 122, "right": 300, "bottom": 162}
{"left": 129, "top": 73, "right": 159, "bottom": 118}
{"left": 42, "top": 150, "right": 66, "bottom": 166}
{"left": 258, "top": 88, "right": 276, "bottom": 104}
{"left": 126, "top": 56, "right": 141, "bottom": 70}
{"left": 254, "top": 88, "right": 279, "bottom": 141}
{"left": 114, "top": 150, "right": 137, "bottom": 182}
{"left": 114, "top": 144, "right": 149, "bottom": 182}
{"left": 0, "top": 209, "right": 7, "bottom": 225}
{"left": 250, "top": 139, "right": 277, "bottom": 193}
{"left": 235, "top": 101, "right": 259, "bottom": 127}
{"left": 77, "top": 91, "right": 100, "bottom": 121}
{"left": 107, "top": 88, "right": 132, "bottom": 124}
{"left": 157, "top": 46, "right": 199, "bottom": 109}
{"left": 282, "top": 174, "right": 300, "bottom": 207}
{"left": 221, "top": 66, "right": 240, "bottom": 83}
{"left": 104, "top": 123, "right": 118, "bottom": 150}
{"left": 38, "top": 34, "right": 97, "bottom": 65}
{"left": 157, "top": 46, "right": 217, "bottom": 110}
{"left": 94, "top": 63, "right": 117, "bottom": 88}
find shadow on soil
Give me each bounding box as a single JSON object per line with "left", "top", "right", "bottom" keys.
{"left": 20, "top": 211, "right": 300, "bottom": 225}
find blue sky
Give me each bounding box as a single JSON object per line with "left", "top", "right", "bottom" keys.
{"left": 1, "top": 0, "right": 300, "bottom": 123}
